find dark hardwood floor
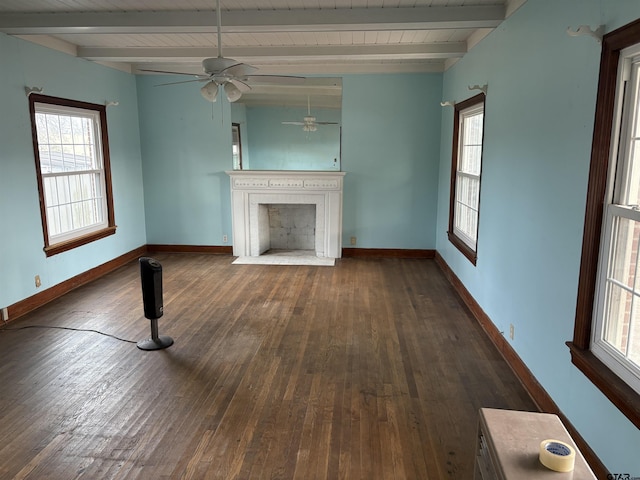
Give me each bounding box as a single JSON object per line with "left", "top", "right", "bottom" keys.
{"left": 0, "top": 254, "right": 536, "bottom": 479}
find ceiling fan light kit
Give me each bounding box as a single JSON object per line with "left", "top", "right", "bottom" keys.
{"left": 223, "top": 82, "right": 242, "bottom": 102}
{"left": 200, "top": 81, "right": 219, "bottom": 102}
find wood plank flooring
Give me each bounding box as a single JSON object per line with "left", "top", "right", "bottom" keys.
{"left": 0, "top": 255, "right": 537, "bottom": 479}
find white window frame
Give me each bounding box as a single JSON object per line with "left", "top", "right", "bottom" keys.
{"left": 29, "top": 94, "right": 116, "bottom": 256}
{"left": 592, "top": 43, "right": 640, "bottom": 395}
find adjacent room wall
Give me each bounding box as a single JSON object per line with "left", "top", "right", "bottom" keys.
{"left": 136, "top": 72, "right": 443, "bottom": 251}
{"left": 341, "top": 73, "right": 442, "bottom": 249}
{"left": 135, "top": 76, "right": 233, "bottom": 246}
{"left": 435, "top": 0, "right": 640, "bottom": 473}
{"left": 0, "top": 33, "right": 146, "bottom": 309}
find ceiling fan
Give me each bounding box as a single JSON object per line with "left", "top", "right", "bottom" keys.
{"left": 140, "top": 0, "right": 304, "bottom": 103}
{"left": 282, "top": 96, "right": 340, "bottom": 132}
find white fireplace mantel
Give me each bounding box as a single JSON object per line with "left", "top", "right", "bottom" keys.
{"left": 226, "top": 170, "right": 346, "bottom": 258}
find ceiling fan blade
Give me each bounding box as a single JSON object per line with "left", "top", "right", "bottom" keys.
{"left": 139, "top": 68, "right": 204, "bottom": 77}
{"left": 155, "top": 78, "right": 211, "bottom": 86}
{"left": 282, "top": 121, "right": 306, "bottom": 125}
{"left": 315, "top": 122, "right": 340, "bottom": 125}
{"left": 243, "top": 75, "right": 307, "bottom": 85}
{"left": 223, "top": 62, "right": 259, "bottom": 77}
{"left": 229, "top": 78, "right": 251, "bottom": 92}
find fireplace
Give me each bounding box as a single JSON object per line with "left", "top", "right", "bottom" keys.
{"left": 227, "top": 171, "right": 345, "bottom": 258}
{"left": 261, "top": 204, "right": 316, "bottom": 252}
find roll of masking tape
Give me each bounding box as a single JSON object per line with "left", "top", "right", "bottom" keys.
{"left": 539, "top": 439, "right": 576, "bottom": 472}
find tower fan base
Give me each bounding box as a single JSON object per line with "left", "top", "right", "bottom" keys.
{"left": 137, "top": 335, "right": 174, "bottom": 351}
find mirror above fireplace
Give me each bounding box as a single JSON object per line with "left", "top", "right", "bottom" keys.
{"left": 230, "top": 77, "right": 342, "bottom": 172}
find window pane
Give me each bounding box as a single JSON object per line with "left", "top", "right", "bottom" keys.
{"left": 56, "top": 176, "right": 70, "bottom": 205}
{"left": 35, "top": 114, "right": 49, "bottom": 144}
{"left": 59, "top": 203, "right": 73, "bottom": 233}
{"left": 456, "top": 175, "right": 480, "bottom": 210}
{"left": 454, "top": 202, "right": 478, "bottom": 244}
{"left": 622, "top": 138, "right": 640, "bottom": 205}
{"left": 460, "top": 145, "right": 482, "bottom": 175}
{"left": 608, "top": 216, "right": 640, "bottom": 288}
{"left": 43, "top": 176, "right": 58, "bottom": 207}
{"left": 46, "top": 114, "right": 61, "bottom": 144}
{"left": 46, "top": 206, "right": 60, "bottom": 236}
{"left": 71, "top": 116, "right": 86, "bottom": 145}
{"left": 39, "top": 145, "right": 51, "bottom": 172}
{"left": 63, "top": 144, "right": 75, "bottom": 170}
{"left": 602, "top": 281, "right": 633, "bottom": 354}
{"left": 463, "top": 112, "right": 483, "bottom": 146}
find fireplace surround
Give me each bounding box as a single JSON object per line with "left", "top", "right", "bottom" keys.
{"left": 227, "top": 170, "right": 345, "bottom": 258}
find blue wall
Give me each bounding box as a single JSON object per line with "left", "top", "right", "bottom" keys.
{"left": 341, "top": 73, "right": 443, "bottom": 249}
{"left": 135, "top": 76, "right": 233, "bottom": 246}
{"left": 135, "top": 72, "right": 443, "bottom": 250}
{"left": 0, "top": 33, "right": 146, "bottom": 308}
{"left": 436, "top": 0, "right": 640, "bottom": 473}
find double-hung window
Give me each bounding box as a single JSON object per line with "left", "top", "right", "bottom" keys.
{"left": 29, "top": 95, "right": 115, "bottom": 256}
{"left": 593, "top": 43, "right": 640, "bottom": 395}
{"left": 570, "top": 18, "right": 640, "bottom": 429}
{"left": 448, "top": 93, "right": 485, "bottom": 264}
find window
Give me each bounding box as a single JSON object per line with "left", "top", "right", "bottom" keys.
{"left": 29, "top": 94, "right": 115, "bottom": 256}
{"left": 448, "top": 93, "right": 485, "bottom": 264}
{"left": 232, "top": 123, "right": 243, "bottom": 170}
{"left": 570, "top": 18, "right": 640, "bottom": 430}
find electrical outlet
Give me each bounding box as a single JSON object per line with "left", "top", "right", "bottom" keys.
{"left": 350, "top": 236, "right": 357, "bottom": 245}
{"left": 509, "top": 324, "right": 514, "bottom": 340}
{"left": 223, "top": 235, "right": 228, "bottom": 243}
{"left": 35, "top": 275, "right": 41, "bottom": 288}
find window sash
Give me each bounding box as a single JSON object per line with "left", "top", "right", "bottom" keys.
{"left": 453, "top": 172, "right": 480, "bottom": 249}
{"left": 593, "top": 205, "right": 640, "bottom": 394}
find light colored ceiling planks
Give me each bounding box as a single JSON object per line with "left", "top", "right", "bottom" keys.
{"left": 0, "top": 0, "right": 523, "bottom": 74}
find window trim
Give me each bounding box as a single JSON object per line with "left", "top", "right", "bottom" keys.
{"left": 28, "top": 94, "right": 116, "bottom": 256}
{"left": 447, "top": 93, "right": 486, "bottom": 265}
{"left": 569, "top": 17, "right": 640, "bottom": 430}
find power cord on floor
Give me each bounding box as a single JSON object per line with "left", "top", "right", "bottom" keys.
{"left": 0, "top": 322, "right": 137, "bottom": 344}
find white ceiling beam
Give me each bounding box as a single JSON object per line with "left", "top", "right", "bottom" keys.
{"left": 78, "top": 43, "right": 467, "bottom": 64}
{"left": 0, "top": 6, "right": 504, "bottom": 35}
{"left": 130, "top": 60, "right": 446, "bottom": 75}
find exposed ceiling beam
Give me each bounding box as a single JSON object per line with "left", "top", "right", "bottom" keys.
{"left": 78, "top": 43, "right": 467, "bottom": 64}
{"left": 0, "top": 6, "right": 504, "bottom": 35}
{"left": 131, "top": 60, "right": 446, "bottom": 75}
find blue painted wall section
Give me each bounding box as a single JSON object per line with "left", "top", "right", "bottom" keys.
{"left": 0, "top": 33, "right": 146, "bottom": 309}
{"left": 135, "top": 75, "right": 232, "bottom": 246}
{"left": 435, "top": 0, "right": 640, "bottom": 473}
{"left": 341, "top": 73, "right": 443, "bottom": 249}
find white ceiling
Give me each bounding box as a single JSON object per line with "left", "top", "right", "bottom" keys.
{"left": 0, "top": 0, "right": 526, "bottom": 76}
